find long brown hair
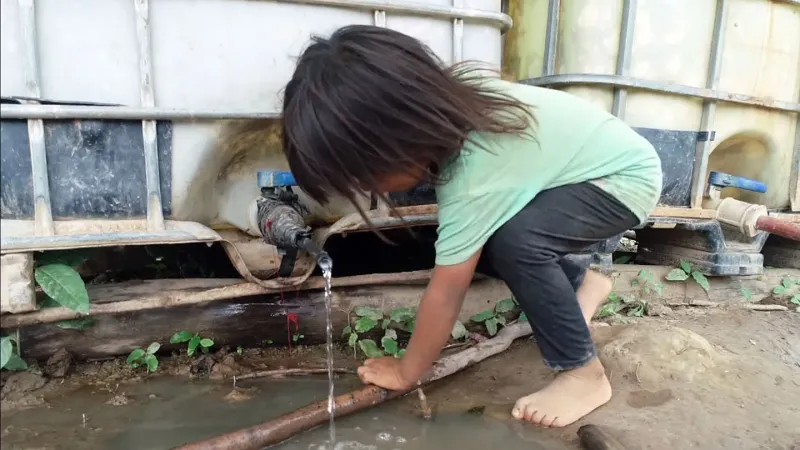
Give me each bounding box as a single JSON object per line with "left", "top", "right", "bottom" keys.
{"left": 282, "top": 25, "right": 534, "bottom": 216}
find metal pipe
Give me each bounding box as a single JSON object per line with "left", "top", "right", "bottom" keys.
{"left": 134, "top": 0, "right": 166, "bottom": 232}
{"left": 373, "top": 9, "right": 386, "bottom": 27}
{"left": 18, "top": 0, "right": 55, "bottom": 236}
{"left": 756, "top": 216, "right": 800, "bottom": 241}
{"left": 690, "top": 0, "right": 728, "bottom": 208}
{"left": 520, "top": 73, "right": 799, "bottom": 113}
{"left": 611, "top": 0, "right": 637, "bottom": 119}
{"left": 542, "top": 0, "right": 560, "bottom": 76}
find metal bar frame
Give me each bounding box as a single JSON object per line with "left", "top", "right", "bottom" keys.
{"left": 520, "top": 74, "right": 799, "bottom": 113}
{"left": 18, "top": 0, "right": 54, "bottom": 236}
{"left": 611, "top": 0, "right": 637, "bottom": 119}
{"left": 542, "top": 0, "right": 560, "bottom": 76}
{"left": 276, "top": 0, "right": 512, "bottom": 31}
{"left": 689, "top": 0, "right": 729, "bottom": 208}
{"left": 452, "top": 0, "right": 464, "bottom": 63}
{"left": 134, "top": 0, "right": 165, "bottom": 232}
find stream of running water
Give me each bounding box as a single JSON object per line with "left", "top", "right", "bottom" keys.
{"left": 317, "top": 254, "right": 336, "bottom": 447}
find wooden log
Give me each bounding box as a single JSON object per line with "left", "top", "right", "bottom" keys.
{"left": 176, "top": 322, "right": 533, "bottom": 450}
{"left": 7, "top": 265, "right": 798, "bottom": 360}
{"left": 15, "top": 278, "right": 511, "bottom": 360}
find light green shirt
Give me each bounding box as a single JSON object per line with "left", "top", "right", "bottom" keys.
{"left": 434, "top": 80, "right": 662, "bottom": 266}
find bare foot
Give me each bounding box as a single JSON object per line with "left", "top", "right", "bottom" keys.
{"left": 576, "top": 270, "right": 613, "bottom": 325}
{"left": 511, "top": 357, "right": 611, "bottom": 428}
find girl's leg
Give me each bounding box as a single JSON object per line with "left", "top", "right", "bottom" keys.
{"left": 480, "top": 182, "right": 640, "bottom": 427}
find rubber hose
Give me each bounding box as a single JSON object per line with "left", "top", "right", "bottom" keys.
{"left": 755, "top": 216, "right": 800, "bottom": 241}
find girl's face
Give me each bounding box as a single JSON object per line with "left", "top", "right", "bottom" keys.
{"left": 376, "top": 166, "right": 426, "bottom": 193}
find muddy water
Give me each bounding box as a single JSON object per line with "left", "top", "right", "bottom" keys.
{"left": 0, "top": 376, "right": 566, "bottom": 450}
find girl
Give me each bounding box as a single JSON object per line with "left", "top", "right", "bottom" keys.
{"left": 282, "top": 25, "right": 662, "bottom": 428}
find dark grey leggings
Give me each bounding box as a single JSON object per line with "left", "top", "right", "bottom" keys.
{"left": 476, "top": 182, "right": 640, "bottom": 370}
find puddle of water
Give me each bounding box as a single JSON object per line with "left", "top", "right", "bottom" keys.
{"left": 1, "top": 376, "right": 567, "bottom": 450}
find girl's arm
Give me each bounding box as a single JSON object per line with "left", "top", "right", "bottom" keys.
{"left": 400, "top": 250, "right": 481, "bottom": 383}
{"left": 358, "top": 250, "right": 481, "bottom": 389}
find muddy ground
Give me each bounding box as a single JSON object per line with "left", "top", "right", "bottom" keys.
{"left": 2, "top": 308, "right": 799, "bottom": 450}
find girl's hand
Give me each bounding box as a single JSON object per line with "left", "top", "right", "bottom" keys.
{"left": 357, "top": 357, "right": 414, "bottom": 391}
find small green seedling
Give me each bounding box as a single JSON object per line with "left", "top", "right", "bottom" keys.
{"left": 665, "top": 260, "right": 709, "bottom": 292}
{"left": 170, "top": 331, "right": 214, "bottom": 356}
{"left": 470, "top": 298, "right": 517, "bottom": 336}
{"left": 772, "top": 277, "right": 800, "bottom": 312}
{"left": 262, "top": 339, "right": 274, "bottom": 346}
{"left": 345, "top": 306, "right": 420, "bottom": 359}
{"left": 127, "top": 342, "right": 160, "bottom": 373}
{"left": 236, "top": 346, "right": 244, "bottom": 355}
{"left": 632, "top": 269, "right": 665, "bottom": 296}
{"left": 1, "top": 335, "right": 28, "bottom": 371}
{"left": 292, "top": 333, "right": 305, "bottom": 344}
{"left": 740, "top": 286, "right": 752, "bottom": 302}
{"left": 597, "top": 292, "right": 646, "bottom": 319}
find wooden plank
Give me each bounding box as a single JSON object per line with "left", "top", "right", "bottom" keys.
{"left": 391, "top": 204, "right": 719, "bottom": 220}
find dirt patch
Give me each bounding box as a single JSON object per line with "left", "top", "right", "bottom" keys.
{"left": 423, "top": 309, "right": 800, "bottom": 450}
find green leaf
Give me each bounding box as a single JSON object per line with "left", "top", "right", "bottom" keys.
{"left": 131, "top": 363, "right": 140, "bottom": 369}
{"left": 692, "top": 271, "right": 710, "bottom": 292}
{"left": 396, "top": 349, "right": 407, "bottom": 359}
{"left": 450, "top": 320, "right": 469, "bottom": 340}
{"left": 404, "top": 318, "right": 416, "bottom": 333}
{"left": 199, "top": 338, "right": 214, "bottom": 348}
{"left": 782, "top": 278, "right": 792, "bottom": 289}
{"left": 358, "top": 339, "right": 384, "bottom": 358}
{"left": 638, "top": 270, "right": 653, "bottom": 282}
{"left": 596, "top": 302, "right": 617, "bottom": 319}
{"left": 144, "top": 354, "right": 159, "bottom": 372}
{"left": 354, "top": 306, "right": 383, "bottom": 321}
{"left": 679, "top": 260, "right": 692, "bottom": 274}
{"left": 40, "top": 297, "right": 61, "bottom": 309}
{"left": 518, "top": 312, "right": 528, "bottom": 322}
{"left": 146, "top": 342, "right": 161, "bottom": 355}
{"left": 485, "top": 317, "right": 500, "bottom": 336}
{"left": 470, "top": 310, "right": 494, "bottom": 323}
{"left": 1, "top": 337, "right": 13, "bottom": 369}
{"left": 381, "top": 337, "right": 399, "bottom": 355}
{"left": 4, "top": 354, "right": 28, "bottom": 371}
{"left": 342, "top": 325, "right": 352, "bottom": 337}
{"left": 494, "top": 298, "right": 516, "bottom": 314}
{"left": 790, "top": 295, "right": 800, "bottom": 306}
{"left": 666, "top": 269, "right": 690, "bottom": 281}
{"left": 34, "top": 264, "right": 90, "bottom": 314}
{"left": 496, "top": 315, "right": 507, "bottom": 326}
{"left": 773, "top": 286, "right": 789, "bottom": 295}
{"left": 355, "top": 316, "right": 378, "bottom": 333}
{"left": 381, "top": 319, "right": 390, "bottom": 330}
{"left": 188, "top": 336, "right": 201, "bottom": 356}
{"left": 653, "top": 282, "right": 665, "bottom": 296}
{"left": 127, "top": 349, "right": 145, "bottom": 364}
{"left": 630, "top": 279, "right": 640, "bottom": 287}
{"left": 55, "top": 317, "right": 95, "bottom": 330}
{"left": 388, "top": 307, "right": 415, "bottom": 324}
{"left": 740, "top": 287, "right": 752, "bottom": 302}
{"left": 170, "top": 331, "right": 194, "bottom": 344}
{"left": 613, "top": 255, "right": 633, "bottom": 264}
{"left": 384, "top": 329, "right": 398, "bottom": 340}
{"left": 348, "top": 333, "right": 359, "bottom": 348}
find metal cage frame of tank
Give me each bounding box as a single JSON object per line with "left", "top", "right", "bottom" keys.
{"left": 0, "top": 0, "right": 511, "bottom": 254}
{"left": 517, "top": 0, "right": 800, "bottom": 211}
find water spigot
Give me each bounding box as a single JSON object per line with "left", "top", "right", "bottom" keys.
{"left": 256, "top": 170, "right": 313, "bottom": 276}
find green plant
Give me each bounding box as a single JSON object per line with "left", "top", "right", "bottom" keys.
{"left": 344, "top": 306, "right": 416, "bottom": 359}
{"left": 1, "top": 335, "right": 28, "bottom": 371}
{"left": 236, "top": 346, "right": 244, "bottom": 355}
{"left": 34, "top": 252, "right": 93, "bottom": 329}
{"left": 631, "top": 269, "right": 665, "bottom": 296}
{"left": 597, "top": 292, "right": 647, "bottom": 319}
{"left": 470, "top": 298, "right": 517, "bottom": 336}
{"left": 772, "top": 277, "right": 800, "bottom": 312}
{"left": 613, "top": 254, "right": 634, "bottom": 264}
{"left": 262, "top": 339, "right": 273, "bottom": 346}
{"left": 127, "top": 342, "right": 160, "bottom": 373}
{"left": 170, "top": 331, "right": 214, "bottom": 356}
{"left": 292, "top": 333, "right": 305, "bottom": 344}
{"left": 665, "top": 260, "right": 709, "bottom": 292}
{"left": 740, "top": 286, "right": 752, "bottom": 302}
